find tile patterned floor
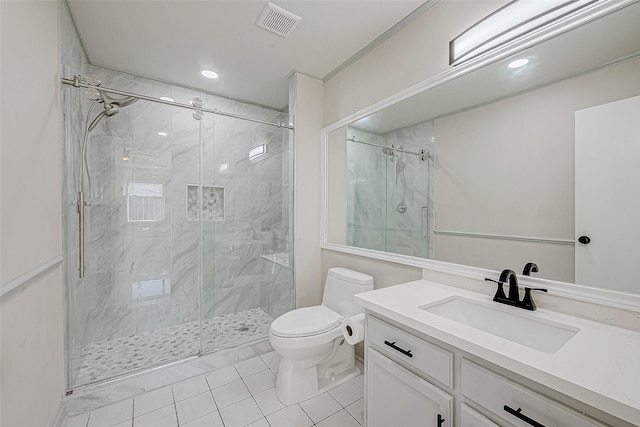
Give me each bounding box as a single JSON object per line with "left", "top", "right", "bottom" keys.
{"left": 74, "top": 309, "right": 274, "bottom": 386}
{"left": 66, "top": 351, "right": 365, "bottom": 427}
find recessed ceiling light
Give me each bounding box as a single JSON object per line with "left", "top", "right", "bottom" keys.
{"left": 508, "top": 58, "right": 529, "bottom": 69}
{"left": 160, "top": 96, "right": 174, "bottom": 102}
{"left": 158, "top": 132, "right": 168, "bottom": 136}
{"left": 201, "top": 70, "right": 219, "bottom": 79}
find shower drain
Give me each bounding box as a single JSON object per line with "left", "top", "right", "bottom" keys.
{"left": 238, "top": 324, "right": 249, "bottom": 332}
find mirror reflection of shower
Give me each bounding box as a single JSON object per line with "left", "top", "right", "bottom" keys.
{"left": 74, "top": 75, "right": 138, "bottom": 278}
{"left": 346, "top": 133, "right": 433, "bottom": 257}
{"left": 382, "top": 144, "right": 408, "bottom": 213}
{"left": 348, "top": 136, "right": 430, "bottom": 215}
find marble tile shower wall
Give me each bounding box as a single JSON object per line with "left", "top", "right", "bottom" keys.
{"left": 61, "top": 3, "right": 293, "bottom": 386}
{"left": 346, "top": 122, "right": 434, "bottom": 258}
{"left": 384, "top": 120, "right": 434, "bottom": 258}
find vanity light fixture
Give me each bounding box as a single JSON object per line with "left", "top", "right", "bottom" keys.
{"left": 449, "top": 0, "right": 597, "bottom": 66}
{"left": 508, "top": 58, "right": 529, "bottom": 69}
{"left": 201, "top": 69, "right": 219, "bottom": 79}
{"left": 249, "top": 144, "right": 268, "bottom": 163}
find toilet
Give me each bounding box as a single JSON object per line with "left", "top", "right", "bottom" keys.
{"left": 269, "top": 268, "right": 374, "bottom": 405}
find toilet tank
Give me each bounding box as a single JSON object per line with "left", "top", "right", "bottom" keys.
{"left": 322, "top": 268, "right": 374, "bottom": 317}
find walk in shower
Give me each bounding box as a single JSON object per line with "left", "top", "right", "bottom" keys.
{"left": 346, "top": 122, "right": 434, "bottom": 258}
{"left": 61, "top": 71, "right": 294, "bottom": 390}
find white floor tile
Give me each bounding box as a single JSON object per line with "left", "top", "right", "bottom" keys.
{"left": 205, "top": 365, "right": 240, "bottom": 389}
{"left": 352, "top": 374, "right": 364, "bottom": 390}
{"left": 299, "top": 392, "right": 342, "bottom": 423}
{"left": 67, "top": 413, "right": 89, "bottom": 427}
{"left": 132, "top": 404, "right": 177, "bottom": 427}
{"left": 259, "top": 351, "right": 281, "bottom": 368}
{"left": 88, "top": 399, "right": 133, "bottom": 427}
{"left": 253, "top": 388, "right": 285, "bottom": 416}
{"left": 243, "top": 369, "right": 275, "bottom": 395}
{"left": 180, "top": 411, "right": 224, "bottom": 427}
{"left": 316, "top": 409, "right": 361, "bottom": 427}
{"left": 134, "top": 386, "right": 174, "bottom": 417}
{"left": 234, "top": 356, "right": 268, "bottom": 378}
{"left": 328, "top": 381, "right": 364, "bottom": 407}
{"left": 211, "top": 379, "right": 251, "bottom": 408}
{"left": 172, "top": 376, "right": 209, "bottom": 402}
{"left": 176, "top": 391, "right": 217, "bottom": 425}
{"left": 266, "top": 405, "right": 313, "bottom": 427}
{"left": 218, "top": 397, "right": 263, "bottom": 427}
{"left": 246, "top": 418, "right": 270, "bottom": 427}
{"left": 345, "top": 398, "right": 364, "bottom": 425}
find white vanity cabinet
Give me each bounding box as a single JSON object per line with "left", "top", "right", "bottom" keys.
{"left": 365, "top": 314, "right": 610, "bottom": 427}
{"left": 366, "top": 348, "right": 453, "bottom": 427}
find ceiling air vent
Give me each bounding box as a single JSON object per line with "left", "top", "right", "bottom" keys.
{"left": 256, "top": 2, "right": 301, "bottom": 38}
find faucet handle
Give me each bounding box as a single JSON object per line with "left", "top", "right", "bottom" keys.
{"left": 520, "top": 287, "right": 548, "bottom": 311}
{"left": 523, "top": 262, "right": 539, "bottom": 276}
{"left": 485, "top": 278, "right": 507, "bottom": 301}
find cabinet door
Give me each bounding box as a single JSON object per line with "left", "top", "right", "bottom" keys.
{"left": 460, "top": 404, "right": 500, "bottom": 427}
{"left": 366, "top": 347, "right": 453, "bottom": 427}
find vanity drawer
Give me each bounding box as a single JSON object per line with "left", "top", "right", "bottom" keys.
{"left": 461, "top": 360, "right": 605, "bottom": 427}
{"left": 367, "top": 315, "right": 453, "bottom": 388}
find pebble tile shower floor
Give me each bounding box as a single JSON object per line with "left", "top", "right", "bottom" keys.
{"left": 66, "top": 351, "right": 365, "bottom": 427}
{"left": 75, "top": 308, "right": 274, "bottom": 385}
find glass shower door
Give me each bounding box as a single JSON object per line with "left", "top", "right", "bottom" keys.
{"left": 63, "top": 83, "right": 204, "bottom": 389}
{"left": 199, "top": 112, "right": 294, "bottom": 353}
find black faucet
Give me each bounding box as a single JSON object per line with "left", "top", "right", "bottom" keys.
{"left": 485, "top": 269, "right": 547, "bottom": 311}
{"left": 522, "top": 262, "right": 538, "bottom": 276}
{"left": 500, "top": 269, "right": 520, "bottom": 305}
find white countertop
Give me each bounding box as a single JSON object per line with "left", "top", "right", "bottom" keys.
{"left": 355, "top": 279, "right": 640, "bottom": 425}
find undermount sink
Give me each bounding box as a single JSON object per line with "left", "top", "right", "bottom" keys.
{"left": 420, "top": 296, "right": 579, "bottom": 353}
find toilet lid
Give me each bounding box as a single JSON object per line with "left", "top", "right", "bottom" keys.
{"left": 271, "top": 306, "right": 342, "bottom": 338}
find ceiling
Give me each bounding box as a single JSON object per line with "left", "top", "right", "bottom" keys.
{"left": 67, "top": 1, "right": 426, "bottom": 110}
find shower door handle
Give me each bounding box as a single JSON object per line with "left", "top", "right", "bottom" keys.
{"left": 422, "top": 205, "right": 430, "bottom": 239}
{"left": 77, "top": 191, "right": 86, "bottom": 279}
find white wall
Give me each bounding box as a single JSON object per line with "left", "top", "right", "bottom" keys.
{"left": 323, "top": 0, "right": 509, "bottom": 126}
{"left": 0, "top": 1, "right": 65, "bottom": 425}
{"left": 290, "top": 73, "right": 325, "bottom": 307}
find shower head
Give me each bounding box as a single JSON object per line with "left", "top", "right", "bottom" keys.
{"left": 87, "top": 104, "right": 119, "bottom": 132}
{"left": 98, "top": 90, "right": 138, "bottom": 108}
{"left": 86, "top": 90, "right": 138, "bottom": 133}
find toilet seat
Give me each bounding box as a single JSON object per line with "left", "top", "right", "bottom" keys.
{"left": 270, "top": 306, "right": 342, "bottom": 338}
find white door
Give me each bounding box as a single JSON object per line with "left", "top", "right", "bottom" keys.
{"left": 575, "top": 95, "right": 640, "bottom": 292}
{"left": 366, "top": 347, "right": 452, "bottom": 427}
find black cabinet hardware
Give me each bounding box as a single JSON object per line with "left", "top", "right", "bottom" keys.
{"left": 437, "top": 413, "right": 445, "bottom": 426}
{"left": 383, "top": 340, "right": 413, "bottom": 358}
{"left": 504, "top": 405, "right": 545, "bottom": 427}
{"left": 578, "top": 235, "right": 591, "bottom": 244}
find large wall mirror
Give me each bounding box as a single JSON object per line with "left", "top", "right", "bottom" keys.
{"left": 322, "top": 1, "right": 640, "bottom": 304}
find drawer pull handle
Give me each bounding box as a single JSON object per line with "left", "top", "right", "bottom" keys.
{"left": 437, "top": 413, "right": 445, "bottom": 426}
{"left": 504, "top": 405, "right": 545, "bottom": 427}
{"left": 384, "top": 340, "right": 413, "bottom": 358}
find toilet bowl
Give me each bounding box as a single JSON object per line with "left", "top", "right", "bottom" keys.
{"left": 269, "top": 268, "right": 374, "bottom": 405}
